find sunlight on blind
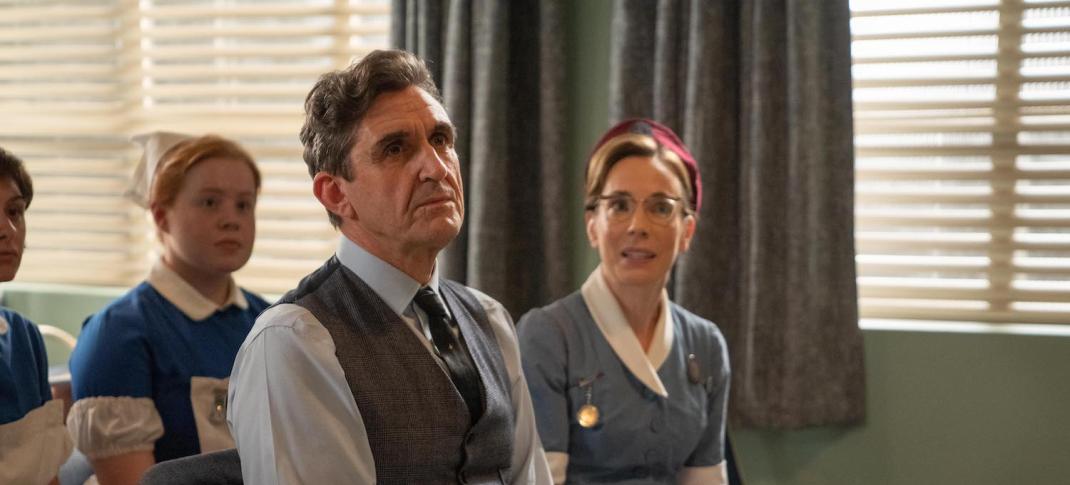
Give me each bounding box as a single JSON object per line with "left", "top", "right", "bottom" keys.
{"left": 852, "top": 0, "right": 1070, "bottom": 324}
{"left": 0, "top": 0, "right": 390, "bottom": 294}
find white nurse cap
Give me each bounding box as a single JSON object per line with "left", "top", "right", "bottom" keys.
{"left": 125, "top": 131, "right": 193, "bottom": 208}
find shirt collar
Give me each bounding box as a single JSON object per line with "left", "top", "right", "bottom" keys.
{"left": 146, "top": 260, "right": 249, "bottom": 321}
{"left": 580, "top": 265, "right": 674, "bottom": 398}
{"left": 336, "top": 236, "right": 438, "bottom": 317}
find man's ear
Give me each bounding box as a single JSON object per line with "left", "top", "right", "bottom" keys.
{"left": 313, "top": 172, "right": 356, "bottom": 221}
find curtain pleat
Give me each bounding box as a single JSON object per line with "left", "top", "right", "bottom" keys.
{"left": 612, "top": 0, "right": 866, "bottom": 429}
{"left": 440, "top": 1, "right": 473, "bottom": 283}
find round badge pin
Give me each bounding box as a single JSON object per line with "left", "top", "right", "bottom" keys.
{"left": 577, "top": 403, "right": 600, "bottom": 428}
{"left": 576, "top": 372, "right": 603, "bottom": 428}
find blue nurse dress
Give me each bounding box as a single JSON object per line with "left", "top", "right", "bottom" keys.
{"left": 67, "top": 262, "right": 269, "bottom": 463}
{"left": 518, "top": 269, "right": 730, "bottom": 484}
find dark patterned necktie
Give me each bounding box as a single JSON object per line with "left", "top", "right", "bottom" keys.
{"left": 413, "top": 287, "right": 484, "bottom": 423}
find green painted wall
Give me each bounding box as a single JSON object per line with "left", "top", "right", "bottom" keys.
{"left": 733, "top": 330, "right": 1070, "bottom": 484}
{"left": 565, "top": 0, "right": 612, "bottom": 282}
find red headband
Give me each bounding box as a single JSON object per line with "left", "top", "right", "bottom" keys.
{"left": 589, "top": 118, "right": 702, "bottom": 213}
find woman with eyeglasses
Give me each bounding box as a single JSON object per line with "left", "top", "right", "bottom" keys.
{"left": 518, "top": 119, "right": 730, "bottom": 485}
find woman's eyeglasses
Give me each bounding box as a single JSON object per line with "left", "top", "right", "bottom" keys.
{"left": 592, "top": 194, "right": 686, "bottom": 226}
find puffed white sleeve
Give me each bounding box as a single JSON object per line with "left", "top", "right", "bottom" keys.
{"left": 66, "top": 396, "right": 163, "bottom": 458}
{"left": 67, "top": 308, "right": 165, "bottom": 459}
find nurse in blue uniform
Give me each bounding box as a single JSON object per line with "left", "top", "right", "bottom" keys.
{"left": 67, "top": 133, "right": 270, "bottom": 485}
{"left": 518, "top": 119, "right": 730, "bottom": 485}
{"left": 0, "top": 147, "right": 73, "bottom": 485}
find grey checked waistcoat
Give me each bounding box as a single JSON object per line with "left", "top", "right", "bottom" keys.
{"left": 276, "top": 256, "right": 514, "bottom": 484}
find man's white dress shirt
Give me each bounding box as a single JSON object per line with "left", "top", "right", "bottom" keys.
{"left": 227, "top": 237, "right": 551, "bottom": 484}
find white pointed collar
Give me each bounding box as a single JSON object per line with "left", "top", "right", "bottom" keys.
{"left": 146, "top": 259, "right": 249, "bottom": 321}
{"left": 580, "top": 266, "right": 674, "bottom": 398}
{"left": 335, "top": 236, "right": 440, "bottom": 318}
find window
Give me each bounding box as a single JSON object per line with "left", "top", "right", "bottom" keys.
{"left": 851, "top": 0, "right": 1070, "bottom": 324}
{"left": 0, "top": 0, "right": 390, "bottom": 295}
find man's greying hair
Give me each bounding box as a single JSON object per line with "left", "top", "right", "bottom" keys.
{"left": 0, "top": 146, "right": 33, "bottom": 208}
{"left": 300, "top": 49, "right": 440, "bottom": 227}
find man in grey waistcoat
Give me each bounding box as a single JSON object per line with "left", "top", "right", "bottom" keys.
{"left": 227, "top": 49, "right": 552, "bottom": 485}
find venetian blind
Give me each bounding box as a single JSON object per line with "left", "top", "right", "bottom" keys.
{"left": 852, "top": 0, "right": 1070, "bottom": 324}
{"left": 0, "top": 0, "right": 390, "bottom": 295}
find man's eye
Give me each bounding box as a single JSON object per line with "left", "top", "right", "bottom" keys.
{"left": 200, "top": 198, "right": 217, "bottom": 208}
{"left": 385, "top": 143, "right": 404, "bottom": 157}
{"left": 430, "top": 133, "right": 448, "bottom": 146}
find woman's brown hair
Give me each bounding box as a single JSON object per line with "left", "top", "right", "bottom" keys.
{"left": 584, "top": 132, "right": 694, "bottom": 215}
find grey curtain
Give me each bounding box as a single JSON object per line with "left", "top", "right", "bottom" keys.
{"left": 392, "top": 0, "right": 571, "bottom": 317}
{"left": 610, "top": 0, "right": 865, "bottom": 429}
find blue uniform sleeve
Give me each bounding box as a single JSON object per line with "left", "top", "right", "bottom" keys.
{"left": 685, "top": 327, "right": 730, "bottom": 467}
{"left": 69, "top": 308, "right": 153, "bottom": 400}
{"left": 516, "top": 306, "right": 571, "bottom": 454}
